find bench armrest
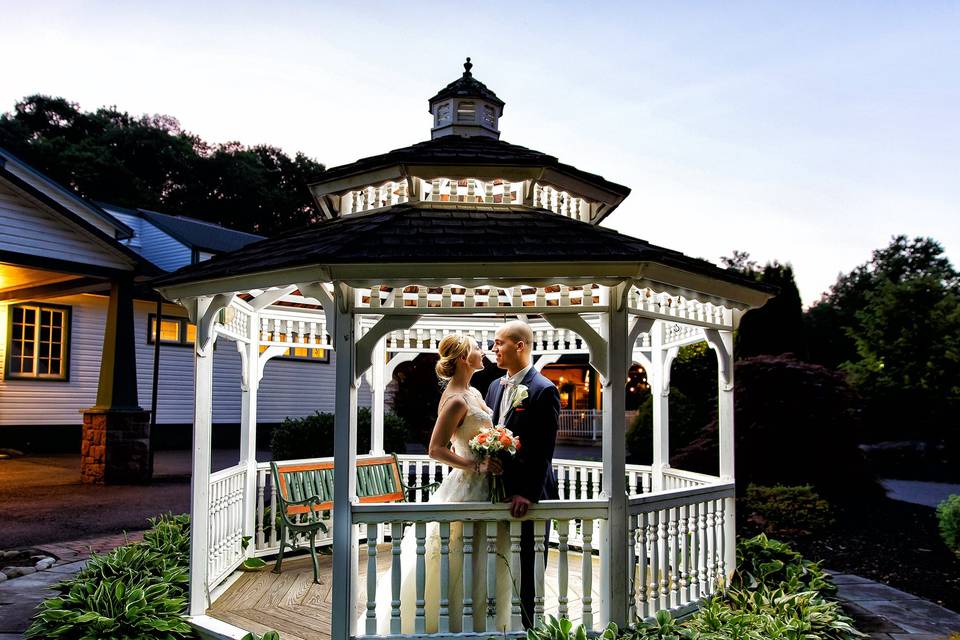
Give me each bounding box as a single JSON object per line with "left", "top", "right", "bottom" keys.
{"left": 401, "top": 479, "right": 441, "bottom": 495}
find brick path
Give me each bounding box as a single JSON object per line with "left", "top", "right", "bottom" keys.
{"left": 0, "top": 530, "right": 146, "bottom": 638}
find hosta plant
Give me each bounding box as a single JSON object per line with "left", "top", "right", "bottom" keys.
{"left": 733, "top": 533, "right": 837, "bottom": 597}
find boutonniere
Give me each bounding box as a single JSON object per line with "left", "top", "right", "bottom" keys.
{"left": 511, "top": 384, "right": 529, "bottom": 409}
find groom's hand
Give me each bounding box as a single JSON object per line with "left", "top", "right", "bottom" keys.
{"left": 508, "top": 495, "right": 532, "bottom": 518}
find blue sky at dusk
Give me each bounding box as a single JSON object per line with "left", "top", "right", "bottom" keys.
{"left": 3, "top": 1, "right": 957, "bottom": 305}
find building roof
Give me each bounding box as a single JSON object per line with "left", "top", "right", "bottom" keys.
{"left": 152, "top": 203, "right": 772, "bottom": 296}
{"left": 99, "top": 203, "right": 265, "bottom": 254}
{"left": 136, "top": 209, "right": 264, "bottom": 253}
{"left": 312, "top": 135, "right": 630, "bottom": 198}
{"left": 428, "top": 58, "right": 505, "bottom": 111}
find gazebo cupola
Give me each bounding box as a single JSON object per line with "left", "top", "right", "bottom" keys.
{"left": 308, "top": 59, "right": 632, "bottom": 225}
{"left": 429, "top": 57, "right": 505, "bottom": 139}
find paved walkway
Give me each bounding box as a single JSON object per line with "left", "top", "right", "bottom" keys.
{"left": 832, "top": 572, "right": 960, "bottom": 639}
{"left": 0, "top": 531, "right": 144, "bottom": 638}
{"left": 881, "top": 479, "right": 960, "bottom": 509}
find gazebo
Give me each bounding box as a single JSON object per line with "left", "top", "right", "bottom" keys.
{"left": 153, "top": 60, "right": 773, "bottom": 640}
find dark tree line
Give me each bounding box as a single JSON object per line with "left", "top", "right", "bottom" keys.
{"left": 0, "top": 95, "right": 325, "bottom": 235}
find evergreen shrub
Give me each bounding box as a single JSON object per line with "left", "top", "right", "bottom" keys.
{"left": 938, "top": 494, "right": 960, "bottom": 556}
{"left": 741, "top": 484, "right": 834, "bottom": 537}
{"left": 271, "top": 407, "right": 408, "bottom": 461}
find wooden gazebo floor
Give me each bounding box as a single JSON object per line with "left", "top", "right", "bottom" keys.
{"left": 209, "top": 545, "right": 601, "bottom": 640}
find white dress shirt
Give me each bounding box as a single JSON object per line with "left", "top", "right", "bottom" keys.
{"left": 499, "top": 363, "right": 534, "bottom": 422}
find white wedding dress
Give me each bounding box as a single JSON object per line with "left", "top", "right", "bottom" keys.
{"left": 362, "top": 387, "right": 513, "bottom": 634}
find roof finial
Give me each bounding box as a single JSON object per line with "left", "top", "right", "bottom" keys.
{"left": 463, "top": 57, "right": 473, "bottom": 77}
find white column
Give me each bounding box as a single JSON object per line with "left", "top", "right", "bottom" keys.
{"left": 600, "top": 283, "right": 628, "bottom": 626}
{"left": 650, "top": 321, "right": 669, "bottom": 492}
{"left": 188, "top": 296, "right": 215, "bottom": 616}
{"left": 370, "top": 337, "right": 386, "bottom": 454}
{"left": 331, "top": 287, "right": 359, "bottom": 640}
{"left": 239, "top": 313, "right": 260, "bottom": 545}
{"left": 716, "top": 327, "right": 736, "bottom": 582}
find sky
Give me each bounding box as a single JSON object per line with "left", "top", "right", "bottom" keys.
{"left": 2, "top": 1, "right": 958, "bottom": 306}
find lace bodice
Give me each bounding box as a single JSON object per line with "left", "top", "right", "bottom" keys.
{"left": 448, "top": 387, "right": 494, "bottom": 460}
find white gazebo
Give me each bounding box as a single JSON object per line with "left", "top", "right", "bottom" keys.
{"left": 154, "top": 60, "right": 773, "bottom": 640}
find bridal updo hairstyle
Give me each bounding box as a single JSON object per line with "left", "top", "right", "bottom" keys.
{"left": 435, "top": 333, "right": 473, "bottom": 381}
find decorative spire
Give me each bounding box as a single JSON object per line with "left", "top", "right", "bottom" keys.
{"left": 463, "top": 57, "right": 473, "bottom": 77}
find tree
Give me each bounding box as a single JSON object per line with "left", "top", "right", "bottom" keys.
{"left": 721, "top": 252, "right": 805, "bottom": 359}
{"left": 0, "top": 95, "right": 325, "bottom": 234}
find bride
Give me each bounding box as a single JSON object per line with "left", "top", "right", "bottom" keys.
{"left": 364, "top": 333, "right": 513, "bottom": 634}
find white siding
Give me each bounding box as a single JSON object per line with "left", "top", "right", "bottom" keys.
{"left": 0, "top": 295, "right": 370, "bottom": 426}
{"left": 137, "top": 220, "right": 192, "bottom": 272}
{"left": 0, "top": 183, "right": 131, "bottom": 270}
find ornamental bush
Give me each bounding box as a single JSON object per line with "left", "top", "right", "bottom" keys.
{"left": 741, "top": 484, "right": 834, "bottom": 537}
{"left": 271, "top": 407, "right": 408, "bottom": 461}
{"left": 25, "top": 514, "right": 194, "bottom": 640}
{"left": 937, "top": 494, "right": 960, "bottom": 556}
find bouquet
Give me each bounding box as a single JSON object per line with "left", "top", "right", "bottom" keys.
{"left": 468, "top": 426, "right": 521, "bottom": 504}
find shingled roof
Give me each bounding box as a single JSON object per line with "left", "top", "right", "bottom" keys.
{"left": 152, "top": 203, "right": 769, "bottom": 294}
{"left": 312, "top": 135, "right": 630, "bottom": 196}
{"left": 428, "top": 60, "right": 505, "bottom": 111}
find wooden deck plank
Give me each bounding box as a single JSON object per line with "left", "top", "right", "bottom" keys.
{"left": 209, "top": 545, "right": 600, "bottom": 638}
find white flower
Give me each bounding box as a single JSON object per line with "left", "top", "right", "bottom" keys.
{"left": 511, "top": 384, "right": 529, "bottom": 409}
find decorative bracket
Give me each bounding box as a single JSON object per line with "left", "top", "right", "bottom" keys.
{"left": 660, "top": 346, "right": 679, "bottom": 396}
{"left": 237, "top": 342, "right": 249, "bottom": 391}
{"left": 258, "top": 345, "right": 289, "bottom": 384}
{"left": 627, "top": 316, "right": 655, "bottom": 372}
{"left": 385, "top": 352, "right": 417, "bottom": 381}
{"left": 542, "top": 313, "right": 607, "bottom": 380}
{"left": 249, "top": 285, "right": 297, "bottom": 311}
{"left": 703, "top": 328, "right": 734, "bottom": 390}
{"left": 534, "top": 354, "right": 561, "bottom": 371}
{"left": 296, "top": 281, "right": 336, "bottom": 343}
{"left": 355, "top": 315, "right": 421, "bottom": 379}
{"left": 193, "top": 293, "right": 234, "bottom": 357}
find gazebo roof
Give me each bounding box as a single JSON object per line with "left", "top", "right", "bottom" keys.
{"left": 151, "top": 203, "right": 770, "bottom": 295}
{"left": 311, "top": 135, "right": 630, "bottom": 198}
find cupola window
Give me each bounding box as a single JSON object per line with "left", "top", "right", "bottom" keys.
{"left": 456, "top": 101, "right": 476, "bottom": 122}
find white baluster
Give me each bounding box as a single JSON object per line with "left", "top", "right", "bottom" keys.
{"left": 706, "top": 502, "right": 716, "bottom": 594}
{"left": 557, "top": 519, "right": 570, "bottom": 620}
{"left": 716, "top": 499, "right": 726, "bottom": 585}
{"left": 462, "top": 521, "right": 475, "bottom": 631}
{"left": 627, "top": 515, "right": 636, "bottom": 620}
{"left": 415, "top": 522, "right": 427, "bottom": 633}
{"left": 256, "top": 470, "right": 266, "bottom": 549}
{"left": 581, "top": 518, "right": 594, "bottom": 630}
{"left": 391, "top": 521, "right": 402, "bottom": 633}
{"left": 669, "top": 508, "right": 680, "bottom": 608}
{"left": 439, "top": 522, "right": 451, "bottom": 632}
{"left": 485, "top": 521, "right": 498, "bottom": 631}
{"left": 510, "top": 520, "right": 523, "bottom": 630}
{"left": 366, "top": 523, "right": 378, "bottom": 634}
{"left": 637, "top": 512, "right": 648, "bottom": 619}
{"left": 533, "top": 520, "right": 546, "bottom": 626}
{"left": 688, "top": 502, "right": 699, "bottom": 602}
{"left": 649, "top": 510, "right": 661, "bottom": 612}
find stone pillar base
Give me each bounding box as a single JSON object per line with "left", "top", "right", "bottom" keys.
{"left": 81, "top": 408, "right": 152, "bottom": 484}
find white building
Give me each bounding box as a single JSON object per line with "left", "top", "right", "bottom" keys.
{"left": 0, "top": 147, "right": 369, "bottom": 457}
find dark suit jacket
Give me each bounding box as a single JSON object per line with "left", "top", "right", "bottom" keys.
{"left": 485, "top": 367, "right": 561, "bottom": 502}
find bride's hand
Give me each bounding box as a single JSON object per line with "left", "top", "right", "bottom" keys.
{"left": 478, "top": 458, "right": 502, "bottom": 475}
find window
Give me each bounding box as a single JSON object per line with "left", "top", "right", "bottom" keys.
{"left": 456, "top": 101, "right": 476, "bottom": 122}
{"left": 259, "top": 343, "right": 329, "bottom": 363}
{"left": 6, "top": 303, "right": 70, "bottom": 380}
{"left": 148, "top": 314, "right": 196, "bottom": 346}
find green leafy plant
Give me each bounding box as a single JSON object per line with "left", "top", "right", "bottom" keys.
{"left": 732, "top": 533, "right": 837, "bottom": 597}
{"left": 937, "top": 494, "right": 960, "bottom": 555}
{"left": 528, "top": 615, "right": 618, "bottom": 640}
{"left": 241, "top": 632, "right": 280, "bottom": 640}
{"left": 25, "top": 514, "right": 193, "bottom": 640}
{"left": 742, "top": 484, "right": 834, "bottom": 537}
{"left": 240, "top": 536, "right": 268, "bottom": 571}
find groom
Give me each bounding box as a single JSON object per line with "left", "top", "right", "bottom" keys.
{"left": 485, "top": 320, "right": 560, "bottom": 628}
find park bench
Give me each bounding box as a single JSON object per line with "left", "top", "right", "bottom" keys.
{"left": 270, "top": 454, "right": 438, "bottom": 582}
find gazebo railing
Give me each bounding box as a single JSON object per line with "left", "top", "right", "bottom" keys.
{"left": 627, "top": 482, "right": 735, "bottom": 621}
{"left": 351, "top": 500, "right": 608, "bottom": 637}
{"left": 250, "top": 455, "right": 718, "bottom": 558}
{"left": 208, "top": 463, "right": 248, "bottom": 587}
